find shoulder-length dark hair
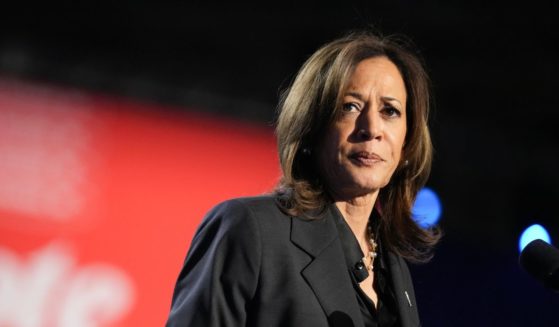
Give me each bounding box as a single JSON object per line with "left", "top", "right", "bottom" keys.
{"left": 275, "top": 31, "right": 440, "bottom": 263}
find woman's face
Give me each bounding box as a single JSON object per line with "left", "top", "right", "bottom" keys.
{"left": 317, "top": 56, "right": 407, "bottom": 200}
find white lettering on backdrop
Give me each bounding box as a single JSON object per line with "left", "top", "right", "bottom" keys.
{"left": 0, "top": 243, "right": 134, "bottom": 327}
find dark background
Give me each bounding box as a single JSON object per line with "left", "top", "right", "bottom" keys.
{"left": 2, "top": 1, "right": 559, "bottom": 325}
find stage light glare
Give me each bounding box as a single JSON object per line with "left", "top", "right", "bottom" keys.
{"left": 519, "top": 224, "right": 551, "bottom": 253}
{"left": 411, "top": 187, "right": 442, "bottom": 228}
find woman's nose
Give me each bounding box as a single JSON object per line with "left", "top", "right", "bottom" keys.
{"left": 356, "top": 111, "right": 382, "bottom": 141}
{"left": 356, "top": 128, "right": 372, "bottom": 140}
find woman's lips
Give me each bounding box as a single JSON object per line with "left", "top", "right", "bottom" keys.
{"left": 349, "top": 151, "right": 384, "bottom": 166}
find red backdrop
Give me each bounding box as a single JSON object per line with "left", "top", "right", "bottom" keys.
{"left": 0, "top": 79, "right": 280, "bottom": 326}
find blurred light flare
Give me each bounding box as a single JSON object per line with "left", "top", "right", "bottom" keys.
{"left": 412, "top": 187, "right": 442, "bottom": 228}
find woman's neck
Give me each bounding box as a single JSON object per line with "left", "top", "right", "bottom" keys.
{"left": 334, "top": 191, "right": 379, "bottom": 240}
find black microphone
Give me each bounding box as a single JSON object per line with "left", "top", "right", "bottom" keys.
{"left": 519, "top": 239, "right": 559, "bottom": 291}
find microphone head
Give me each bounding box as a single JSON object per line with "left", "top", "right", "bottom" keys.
{"left": 519, "top": 239, "right": 559, "bottom": 291}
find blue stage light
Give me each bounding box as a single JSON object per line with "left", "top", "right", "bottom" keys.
{"left": 519, "top": 224, "right": 551, "bottom": 252}
{"left": 411, "top": 187, "right": 442, "bottom": 228}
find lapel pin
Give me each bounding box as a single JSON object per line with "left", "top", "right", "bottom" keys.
{"left": 404, "top": 291, "right": 412, "bottom": 307}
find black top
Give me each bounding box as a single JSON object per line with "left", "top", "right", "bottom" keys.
{"left": 332, "top": 205, "right": 400, "bottom": 327}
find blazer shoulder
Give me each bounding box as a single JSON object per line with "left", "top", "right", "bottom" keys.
{"left": 222, "top": 194, "right": 279, "bottom": 209}
{"left": 195, "top": 195, "right": 282, "bottom": 234}
{"left": 168, "top": 197, "right": 267, "bottom": 327}
{"left": 208, "top": 194, "right": 284, "bottom": 219}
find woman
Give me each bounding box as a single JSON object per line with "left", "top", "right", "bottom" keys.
{"left": 166, "top": 31, "right": 440, "bottom": 327}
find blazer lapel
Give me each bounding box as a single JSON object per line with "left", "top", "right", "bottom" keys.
{"left": 387, "top": 252, "right": 421, "bottom": 327}
{"left": 291, "top": 211, "right": 364, "bottom": 327}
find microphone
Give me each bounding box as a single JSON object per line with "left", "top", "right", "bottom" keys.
{"left": 519, "top": 239, "right": 559, "bottom": 291}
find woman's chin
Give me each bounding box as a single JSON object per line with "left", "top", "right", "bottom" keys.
{"left": 333, "top": 183, "right": 383, "bottom": 201}
{"left": 351, "top": 177, "right": 388, "bottom": 193}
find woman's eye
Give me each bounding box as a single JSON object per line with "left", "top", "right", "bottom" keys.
{"left": 342, "top": 102, "right": 360, "bottom": 112}
{"left": 382, "top": 105, "right": 401, "bottom": 118}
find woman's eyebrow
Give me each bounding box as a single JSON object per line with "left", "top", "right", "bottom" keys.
{"left": 344, "top": 91, "right": 365, "bottom": 101}
{"left": 345, "top": 92, "right": 403, "bottom": 106}
{"left": 382, "top": 96, "right": 403, "bottom": 106}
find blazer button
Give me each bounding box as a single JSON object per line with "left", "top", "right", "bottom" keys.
{"left": 355, "top": 261, "right": 365, "bottom": 270}
{"left": 352, "top": 261, "right": 369, "bottom": 282}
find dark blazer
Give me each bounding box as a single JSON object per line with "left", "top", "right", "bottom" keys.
{"left": 167, "top": 195, "right": 421, "bottom": 327}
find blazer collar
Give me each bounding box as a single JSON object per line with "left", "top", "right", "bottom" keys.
{"left": 290, "top": 205, "right": 364, "bottom": 327}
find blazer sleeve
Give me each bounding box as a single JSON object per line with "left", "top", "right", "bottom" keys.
{"left": 166, "top": 199, "right": 262, "bottom": 327}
